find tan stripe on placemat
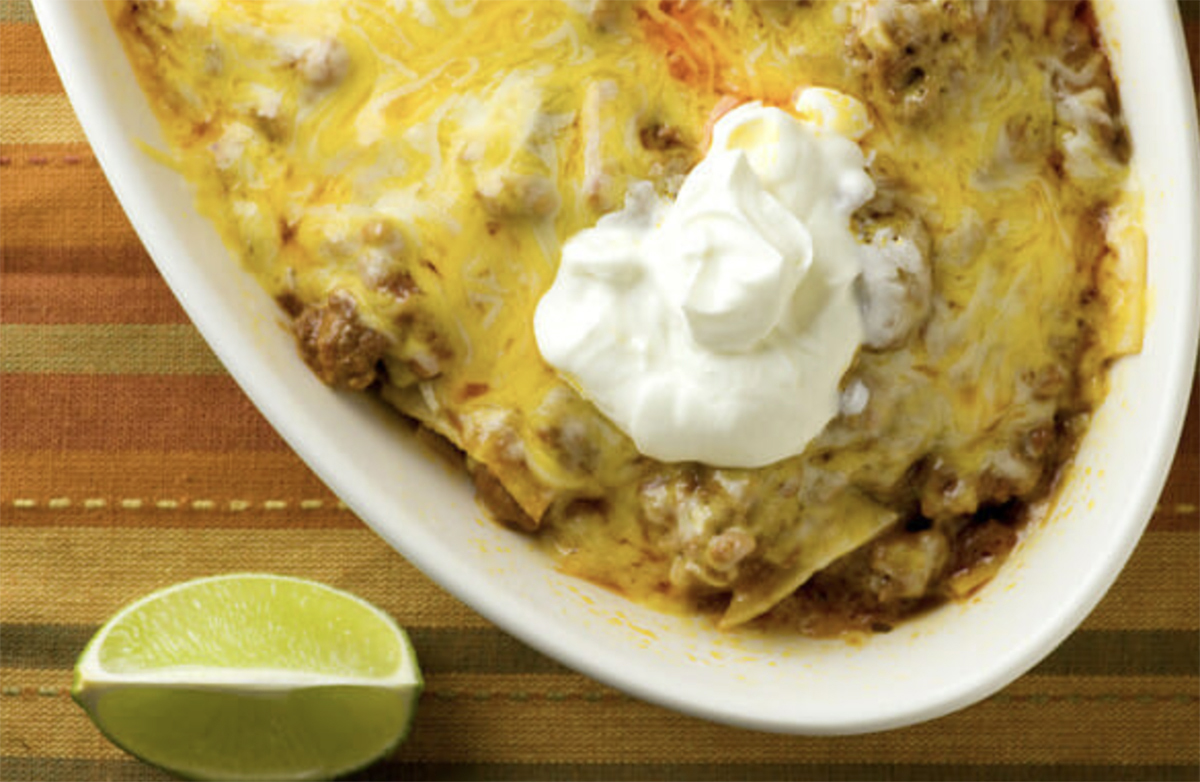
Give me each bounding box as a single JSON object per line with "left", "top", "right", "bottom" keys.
{"left": 1, "top": 526, "right": 1195, "bottom": 629}
{"left": 0, "top": 525, "right": 487, "bottom": 628}
{"left": 0, "top": 96, "right": 86, "bottom": 144}
{"left": 0, "top": 528, "right": 490, "bottom": 628}
{"left": 0, "top": 0, "right": 34, "bottom": 25}
{"left": 1079, "top": 532, "right": 1198, "bottom": 630}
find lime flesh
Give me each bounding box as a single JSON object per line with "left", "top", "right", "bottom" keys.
{"left": 72, "top": 574, "right": 422, "bottom": 781}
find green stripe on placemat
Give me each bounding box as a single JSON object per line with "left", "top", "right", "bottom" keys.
{"left": 3, "top": 624, "right": 1198, "bottom": 677}
{"left": 0, "top": 0, "right": 34, "bottom": 24}
{"left": 0, "top": 325, "right": 225, "bottom": 375}
{"left": 3, "top": 759, "right": 1198, "bottom": 782}
{"left": 0, "top": 760, "right": 168, "bottom": 782}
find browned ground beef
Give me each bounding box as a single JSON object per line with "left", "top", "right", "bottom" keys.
{"left": 293, "top": 291, "right": 389, "bottom": 391}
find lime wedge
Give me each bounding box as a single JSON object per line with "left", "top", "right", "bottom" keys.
{"left": 72, "top": 573, "right": 422, "bottom": 781}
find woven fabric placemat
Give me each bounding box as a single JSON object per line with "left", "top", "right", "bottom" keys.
{"left": 2, "top": 1, "right": 1197, "bottom": 779}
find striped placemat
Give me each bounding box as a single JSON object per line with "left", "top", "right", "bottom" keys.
{"left": 2, "top": 1, "right": 1197, "bottom": 779}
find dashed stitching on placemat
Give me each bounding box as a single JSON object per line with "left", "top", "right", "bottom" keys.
{"left": 5, "top": 497, "right": 350, "bottom": 512}
{"left": 0, "top": 154, "right": 95, "bottom": 167}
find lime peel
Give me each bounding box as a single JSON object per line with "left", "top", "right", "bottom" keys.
{"left": 72, "top": 573, "right": 422, "bottom": 782}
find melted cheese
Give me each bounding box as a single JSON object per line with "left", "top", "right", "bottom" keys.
{"left": 110, "top": 0, "right": 1143, "bottom": 631}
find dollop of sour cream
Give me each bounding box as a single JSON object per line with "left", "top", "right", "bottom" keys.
{"left": 534, "top": 92, "right": 876, "bottom": 468}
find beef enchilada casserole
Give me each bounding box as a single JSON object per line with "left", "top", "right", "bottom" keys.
{"left": 108, "top": 0, "right": 1145, "bottom": 636}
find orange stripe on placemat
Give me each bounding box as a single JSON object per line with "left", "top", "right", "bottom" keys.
{"left": 0, "top": 24, "right": 65, "bottom": 95}
{"left": 1, "top": 274, "right": 187, "bottom": 324}
{"left": 0, "top": 451, "right": 335, "bottom": 503}
{"left": 1, "top": 504, "right": 359, "bottom": 530}
{"left": 0, "top": 373, "right": 1193, "bottom": 527}
{"left": 0, "top": 374, "right": 288, "bottom": 451}
{"left": 0, "top": 152, "right": 150, "bottom": 272}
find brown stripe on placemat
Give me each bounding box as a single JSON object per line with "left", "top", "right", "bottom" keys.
{"left": 1, "top": 274, "right": 188, "bottom": 324}
{"left": 0, "top": 242, "right": 158, "bottom": 278}
{"left": 1185, "top": 6, "right": 1200, "bottom": 109}
{"left": 1, "top": 626, "right": 572, "bottom": 676}
{"left": 3, "top": 623, "right": 1195, "bottom": 677}
{"left": 1, "top": 162, "right": 158, "bottom": 268}
{"left": 2, "top": 759, "right": 1197, "bottom": 782}
{"left": 1156, "top": 412, "right": 1199, "bottom": 524}
{"left": 383, "top": 681, "right": 1200, "bottom": 764}
{"left": 1029, "top": 630, "right": 1199, "bottom": 676}
{"left": 1151, "top": 500, "right": 1200, "bottom": 532}
{"left": 5, "top": 671, "right": 1194, "bottom": 707}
